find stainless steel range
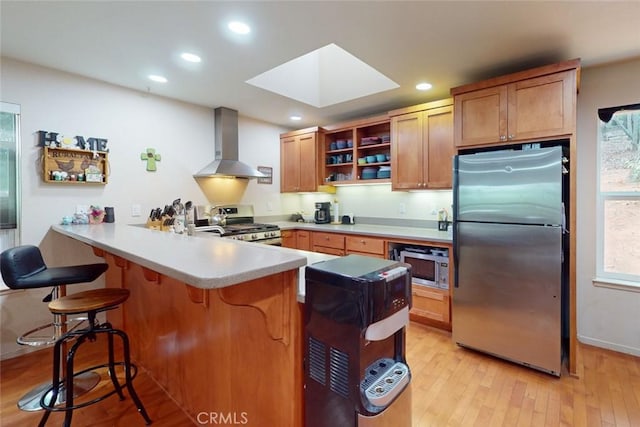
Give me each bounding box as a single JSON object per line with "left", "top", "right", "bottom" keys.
{"left": 194, "top": 204, "right": 281, "bottom": 245}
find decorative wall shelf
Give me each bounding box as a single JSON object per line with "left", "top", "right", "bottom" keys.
{"left": 42, "top": 147, "right": 109, "bottom": 184}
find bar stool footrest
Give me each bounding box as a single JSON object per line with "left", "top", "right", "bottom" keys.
{"left": 40, "top": 362, "right": 139, "bottom": 412}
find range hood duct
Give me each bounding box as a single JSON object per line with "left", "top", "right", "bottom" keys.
{"left": 193, "top": 107, "right": 266, "bottom": 179}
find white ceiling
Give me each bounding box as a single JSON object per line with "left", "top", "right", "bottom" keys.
{"left": 1, "top": 1, "right": 639, "bottom": 129}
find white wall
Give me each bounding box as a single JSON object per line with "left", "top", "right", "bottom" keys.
{"left": 0, "top": 58, "right": 288, "bottom": 359}
{"left": 575, "top": 57, "right": 640, "bottom": 356}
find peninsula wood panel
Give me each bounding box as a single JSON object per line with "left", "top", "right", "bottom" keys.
{"left": 113, "top": 258, "right": 303, "bottom": 426}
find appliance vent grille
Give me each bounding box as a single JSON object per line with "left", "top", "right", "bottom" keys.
{"left": 308, "top": 336, "right": 326, "bottom": 385}
{"left": 329, "top": 347, "right": 350, "bottom": 398}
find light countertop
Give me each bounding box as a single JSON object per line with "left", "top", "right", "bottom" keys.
{"left": 52, "top": 223, "right": 308, "bottom": 290}
{"left": 274, "top": 221, "right": 453, "bottom": 244}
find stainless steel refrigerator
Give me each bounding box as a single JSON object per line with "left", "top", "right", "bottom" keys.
{"left": 452, "top": 145, "right": 568, "bottom": 376}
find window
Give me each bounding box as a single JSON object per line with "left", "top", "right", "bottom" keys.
{"left": 597, "top": 105, "right": 640, "bottom": 284}
{"left": 0, "top": 102, "right": 20, "bottom": 291}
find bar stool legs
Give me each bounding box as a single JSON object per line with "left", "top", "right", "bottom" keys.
{"left": 17, "top": 285, "right": 100, "bottom": 412}
{"left": 38, "top": 311, "right": 152, "bottom": 426}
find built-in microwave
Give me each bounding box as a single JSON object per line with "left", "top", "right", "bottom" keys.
{"left": 400, "top": 249, "right": 449, "bottom": 289}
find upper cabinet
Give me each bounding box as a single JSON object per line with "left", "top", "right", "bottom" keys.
{"left": 322, "top": 115, "right": 391, "bottom": 185}
{"left": 451, "top": 59, "right": 580, "bottom": 148}
{"left": 280, "top": 127, "right": 321, "bottom": 193}
{"left": 389, "top": 99, "right": 454, "bottom": 190}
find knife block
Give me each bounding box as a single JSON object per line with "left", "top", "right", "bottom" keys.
{"left": 146, "top": 218, "right": 162, "bottom": 230}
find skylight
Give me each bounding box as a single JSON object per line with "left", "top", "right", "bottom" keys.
{"left": 246, "top": 43, "right": 399, "bottom": 108}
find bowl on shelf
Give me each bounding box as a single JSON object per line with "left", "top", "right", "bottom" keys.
{"left": 375, "top": 153, "right": 386, "bottom": 162}
{"left": 346, "top": 139, "right": 353, "bottom": 148}
{"left": 358, "top": 157, "right": 367, "bottom": 165}
{"left": 336, "top": 140, "right": 347, "bottom": 149}
{"left": 361, "top": 167, "right": 378, "bottom": 180}
{"left": 377, "top": 168, "right": 391, "bottom": 179}
{"left": 366, "top": 155, "right": 377, "bottom": 163}
{"left": 385, "top": 153, "right": 391, "bottom": 161}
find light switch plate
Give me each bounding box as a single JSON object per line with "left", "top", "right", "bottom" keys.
{"left": 131, "top": 204, "right": 141, "bottom": 217}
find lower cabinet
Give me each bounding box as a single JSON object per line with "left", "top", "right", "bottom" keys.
{"left": 311, "top": 232, "right": 345, "bottom": 256}
{"left": 281, "top": 229, "right": 296, "bottom": 248}
{"left": 345, "top": 235, "right": 385, "bottom": 258}
{"left": 296, "top": 230, "right": 311, "bottom": 251}
{"left": 409, "top": 286, "right": 451, "bottom": 330}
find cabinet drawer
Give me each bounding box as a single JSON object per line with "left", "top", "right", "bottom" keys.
{"left": 345, "top": 236, "right": 385, "bottom": 255}
{"left": 410, "top": 285, "right": 450, "bottom": 324}
{"left": 312, "top": 232, "right": 345, "bottom": 249}
{"left": 312, "top": 246, "right": 345, "bottom": 256}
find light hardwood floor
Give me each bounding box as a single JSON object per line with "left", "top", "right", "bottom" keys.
{"left": 1, "top": 322, "right": 639, "bottom": 426}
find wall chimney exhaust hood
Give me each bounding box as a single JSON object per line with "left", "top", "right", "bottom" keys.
{"left": 193, "top": 107, "right": 266, "bottom": 179}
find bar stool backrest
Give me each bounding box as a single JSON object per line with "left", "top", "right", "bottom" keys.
{"left": 0, "top": 245, "right": 47, "bottom": 289}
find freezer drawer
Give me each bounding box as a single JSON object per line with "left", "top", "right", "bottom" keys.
{"left": 455, "top": 146, "right": 563, "bottom": 225}
{"left": 452, "top": 222, "right": 562, "bottom": 375}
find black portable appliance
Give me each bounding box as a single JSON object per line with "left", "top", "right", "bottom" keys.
{"left": 304, "top": 255, "right": 413, "bottom": 427}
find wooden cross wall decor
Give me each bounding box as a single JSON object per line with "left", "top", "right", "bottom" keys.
{"left": 141, "top": 148, "right": 161, "bottom": 171}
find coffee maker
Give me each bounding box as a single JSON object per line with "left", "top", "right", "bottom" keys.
{"left": 314, "top": 202, "right": 331, "bottom": 224}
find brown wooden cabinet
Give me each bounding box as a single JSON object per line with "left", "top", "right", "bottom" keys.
{"left": 452, "top": 60, "right": 579, "bottom": 148}
{"left": 296, "top": 230, "right": 311, "bottom": 251}
{"left": 345, "top": 235, "right": 385, "bottom": 258}
{"left": 281, "top": 229, "right": 296, "bottom": 248}
{"left": 311, "top": 231, "right": 345, "bottom": 256}
{"left": 322, "top": 115, "right": 391, "bottom": 185}
{"left": 389, "top": 99, "right": 454, "bottom": 190}
{"left": 280, "top": 127, "right": 321, "bottom": 192}
{"left": 410, "top": 286, "right": 450, "bottom": 326}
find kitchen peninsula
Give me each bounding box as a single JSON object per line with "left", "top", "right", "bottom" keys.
{"left": 52, "top": 223, "right": 308, "bottom": 426}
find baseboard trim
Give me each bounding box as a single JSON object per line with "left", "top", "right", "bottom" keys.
{"left": 578, "top": 335, "right": 640, "bottom": 357}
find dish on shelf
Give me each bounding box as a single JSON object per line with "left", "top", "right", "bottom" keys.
{"left": 361, "top": 167, "right": 378, "bottom": 180}
{"left": 375, "top": 153, "right": 386, "bottom": 162}
{"left": 357, "top": 157, "right": 367, "bottom": 165}
{"left": 361, "top": 136, "right": 382, "bottom": 146}
{"left": 366, "top": 155, "right": 377, "bottom": 163}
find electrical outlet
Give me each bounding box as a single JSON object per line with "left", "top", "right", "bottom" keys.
{"left": 266, "top": 202, "right": 273, "bottom": 212}
{"left": 76, "top": 204, "right": 89, "bottom": 214}
{"left": 399, "top": 203, "right": 406, "bottom": 214}
{"left": 131, "top": 204, "right": 141, "bottom": 217}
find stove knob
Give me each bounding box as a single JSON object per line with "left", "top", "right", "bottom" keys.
{"left": 237, "top": 235, "right": 244, "bottom": 240}
{"left": 252, "top": 234, "right": 258, "bottom": 240}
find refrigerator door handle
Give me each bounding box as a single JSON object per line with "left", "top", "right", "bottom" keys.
{"left": 453, "top": 221, "right": 459, "bottom": 288}
{"left": 453, "top": 154, "right": 460, "bottom": 288}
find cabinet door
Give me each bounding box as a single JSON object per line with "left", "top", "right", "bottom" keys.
{"left": 298, "top": 132, "right": 318, "bottom": 192}
{"left": 410, "top": 285, "right": 450, "bottom": 324}
{"left": 281, "top": 230, "right": 296, "bottom": 248}
{"left": 507, "top": 70, "right": 576, "bottom": 141}
{"left": 454, "top": 85, "right": 508, "bottom": 147}
{"left": 391, "top": 112, "right": 424, "bottom": 190}
{"left": 280, "top": 135, "right": 300, "bottom": 192}
{"left": 424, "top": 105, "right": 454, "bottom": 189}
{"left": 296, "top": 230, "right": 311, "bottom": 251}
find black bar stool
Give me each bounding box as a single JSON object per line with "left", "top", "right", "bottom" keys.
{"left": 0, "top": 245, "right": 108, "bottom": 411}
{"left": 38, "top": 288, "right": 152, "bottom": 426}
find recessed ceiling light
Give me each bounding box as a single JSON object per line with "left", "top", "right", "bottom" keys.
{"left": 180, "top": 53, "right": 201, "bottom": 63}
{"left": 290, "top": 115, "right": 302, "bottom": 121}
{"left": 416, "top": 82, "right": 432, "bottom": 91}
{"left": 148, "top": 75, "right": 168, "bottom": 83}
{"left": 228, "top": 21, "right": 251, "bottom": 35}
